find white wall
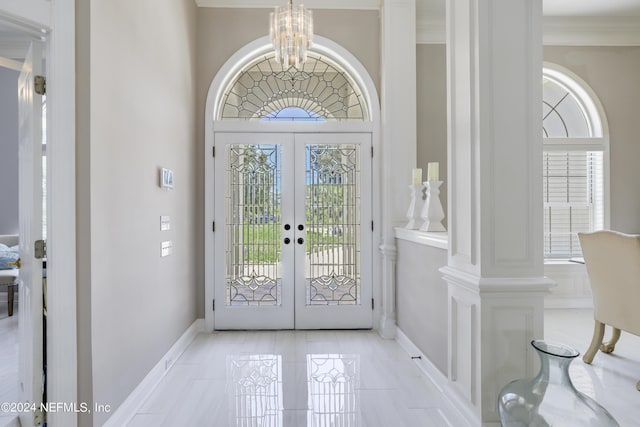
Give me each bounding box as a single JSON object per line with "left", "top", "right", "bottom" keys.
{"left": 0, "top": 67, "right": 19, "bottom": 235}
{"left": 396, "top": 239, "right": 448, "bottom": 375}
{"left": 76, "top": 0, "right": 199, "bottom": 424}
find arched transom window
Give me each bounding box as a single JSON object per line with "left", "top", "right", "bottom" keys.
{"left": 542, "top": 66, "right": 607, "bottom": 259}
{"left": 218, "top": 52, "right": 369, "bottom": 121}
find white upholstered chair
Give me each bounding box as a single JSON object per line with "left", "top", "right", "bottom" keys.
{"left": 578, "top": 230, "right": 640, "bottom": 391}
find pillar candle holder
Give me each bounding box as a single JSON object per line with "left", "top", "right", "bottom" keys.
{"left": 420, "top": 181, "right": 446, "bottom": 232}
{"left": 405, "top": 184, "right": 424, "bottom": 229}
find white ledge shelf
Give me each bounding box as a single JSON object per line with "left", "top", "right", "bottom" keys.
{"left": 394, "top": 227, "right": 449, "bottom": 250}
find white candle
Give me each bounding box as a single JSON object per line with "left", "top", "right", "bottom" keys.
{"left": 427, "top": 162, "right": 439, "bottom": 181}
{"left": 412, "top": 168, "right": 422, "bottom": 185}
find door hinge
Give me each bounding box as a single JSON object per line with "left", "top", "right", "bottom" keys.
{"left": 34, "top": 239, "right": 46, "bottom": 259}
{"left": 371, "top": 146, "right": 373, "bottom": 158}
{"left": 212, "top": 221, "right": 215, "bottom": 232}
{"left": 212, "top": 299, "right": 215, "bottom": 311}
{"left": 212, "top": 146, "right": 216, "bottom": 157}
{"left": 34, "top": 75, "right": 46, "bottom": 95}
{"left": 371, "top": 298, "right": 374, "bottom": 310}
{"left": 371, "top": 221, "right": 374, "bottom": 232}
{"left": 34, "top": 407, "right": 46, "bottom": 425}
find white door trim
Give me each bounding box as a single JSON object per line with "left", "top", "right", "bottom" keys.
{"left": 46, "top": 2, "right": 78, "bottom": 426}
{"left": 0, "top": 2, "right": 78, "bottom": 426}
{"left": 204, "top": 36, "right": 381, "bottom": 332}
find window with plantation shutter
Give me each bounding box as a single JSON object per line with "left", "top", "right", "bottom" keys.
{"left": 542, "top": 66, "right": 608, "bottom": 259}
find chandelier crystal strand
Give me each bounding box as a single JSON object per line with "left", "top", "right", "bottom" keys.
{"left": 270, "top": 0, "right": 313, "bottom": 69}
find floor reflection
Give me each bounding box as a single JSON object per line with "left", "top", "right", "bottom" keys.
{"left": 227, "top": 354, "right": 360, "bottom": 427}
{"left": 227, "top": 354, "right": 284, "bottom": 427}
{"left": 307, "top": 354, "right": 361, "bottom": 427}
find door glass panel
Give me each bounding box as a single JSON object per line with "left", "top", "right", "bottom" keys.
{"left": 226, "top": 144, "right": 282, "bottom": 306}
{"left": 305, "top": 144, "right": 361, "bottom": 305}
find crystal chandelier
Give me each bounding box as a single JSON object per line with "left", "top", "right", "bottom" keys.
{"left": 269, "top": 0, "right": 313, "bottom": 69}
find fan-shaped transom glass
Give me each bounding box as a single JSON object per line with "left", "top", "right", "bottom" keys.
{"left": 219, "top": 52, "right": 369, "bottom": 121}
{"left": 542, "top": 76, "right": 592, "bottom": 138}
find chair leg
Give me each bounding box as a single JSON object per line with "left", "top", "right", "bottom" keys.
{"left": 600, "top": 327, "right": 621, "bottom": 353}
{"left": 7, "top": 284, "right": 14, "bottom": 317}
{"left": 583, "top": 320, "right": 605, "bottom": 364}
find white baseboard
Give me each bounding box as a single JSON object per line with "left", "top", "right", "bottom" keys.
{"left": 103, "top": 318, "right": 205, "bottom": 427}
{"left": 396, "top": 328, "right": 477, "bottom": 427}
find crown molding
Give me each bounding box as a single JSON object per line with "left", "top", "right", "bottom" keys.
{"left": 195, "top": 0, "right": 381, "bottom": 9}
{"left": 417, "top": 15, "right": 640, "bottom": 46}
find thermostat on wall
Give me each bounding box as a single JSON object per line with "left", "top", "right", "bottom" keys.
{"left": 160, "top": 168, "right": 174, "bottom": 189}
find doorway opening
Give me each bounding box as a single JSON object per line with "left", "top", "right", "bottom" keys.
{"left": 0, "top": 38, "right": 47, "bottom": 427}
{"left": 214, "top": 132, "right": 372, "bottom": 329}
{"left": 205, "top": 37, "right": 380, "bottom": 331}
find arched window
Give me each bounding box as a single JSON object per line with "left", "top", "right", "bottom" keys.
{"left": 542, "top": 65, "right": 608, "bottom": 259}
{"left": 218, "top": 52, "right": 368, "bottom": 121}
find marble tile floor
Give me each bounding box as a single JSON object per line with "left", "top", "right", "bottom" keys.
{"left": 0, "top": 303, "right": 18, "bottom": 427}
{"left": 544, "top": 308, "right": 640, "bottom": 427}
{"left": 131, "top": 310, "right": 640, "bottom": 427}
{"left": 128, "top": 330, "right": 462, "bottom": 427}
{"left": 1, "top": 307, "right": 639, "bottom": 426}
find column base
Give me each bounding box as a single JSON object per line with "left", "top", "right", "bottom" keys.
{"left": 441, "top": 266, "right": 555, "bottom": 423}
{"left": 378, "top": 315, "right": 397, "bottom": 339}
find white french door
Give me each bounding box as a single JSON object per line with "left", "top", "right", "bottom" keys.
{"left": 214, "top": 132, "right": 372, "bottom": 329}
{"left": 17, "top": 42, "right": 45, "bottom": 427}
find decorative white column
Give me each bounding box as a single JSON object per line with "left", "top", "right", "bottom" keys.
{"left": 442, "top": 0, "right": 554, "bottom": 424}
{"left": 379, "top": 0, "right": 417, "bottom": 338}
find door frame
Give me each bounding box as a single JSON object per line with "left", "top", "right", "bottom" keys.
{"left": 0, "top": 2, "right": 78, "bottom": 426}
{"left": 204, "top": 36, "right": 381, "bottom": 332}
{"left": 213, "top": 132, "right": 373, "bottom": 330}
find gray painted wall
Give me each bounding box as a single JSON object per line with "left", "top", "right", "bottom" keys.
{"left": 417, "top": 44, "right": 447, "bottom": 228}
{"left": 0, "top": 67, "right": 19, "bottom": 235}
{"left": 396, "top": 240, "right": 448, "bottom": 375}
{"left": 195, "top": 8, "right": 381, "bottom": 317}
{"left": 416, "top": 44, "right": 640, "bottom": 235}
{"left": 76, "top": 0, "right": 198, "bottom": 424}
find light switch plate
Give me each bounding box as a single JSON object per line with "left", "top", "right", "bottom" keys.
{"left": 161, "top": 240, "right": 173, "bottom": 257}
{"left": 160, "top": 216, "right": 171, "bottom": 231}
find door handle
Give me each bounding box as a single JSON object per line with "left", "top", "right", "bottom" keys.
{"left": 8, "top": 258, "right": 21, "bottom": 269}
{"left": 284, "top": 237, "right": 291, "bottom": 245}
{"left": 297, "top": 238, "right": 304, "bottom": 245}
